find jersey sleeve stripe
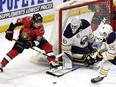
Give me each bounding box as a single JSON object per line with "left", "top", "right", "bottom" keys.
{"left": 62, "top": 45, "right": 71, "bottom": 51}
{"left": 106, "top": 52, "right": 116, "bottom": 59}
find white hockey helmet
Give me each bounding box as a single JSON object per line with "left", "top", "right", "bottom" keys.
{"left": 100, "top": 24, "right": 113, "bottom": 38}
{"left": 70, "top": 17, "right": 82, "bottom": 30}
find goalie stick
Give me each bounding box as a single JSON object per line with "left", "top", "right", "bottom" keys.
{"left": 46, "top": 66, "right": 80, "bottom": 77}
{"left": 89, "top": 4, "right": 107, "bottom": 24}
{"left": 46, "top": 62, "right": 100, "bottom": 77}
{"left": 94, "top": 12, "right": 106, "bottom": 24}
{"left": 46, "top": 53, "right": 99, "bottom": 77}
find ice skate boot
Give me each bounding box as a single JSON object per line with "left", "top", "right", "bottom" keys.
{"left": 91, "top": 76, "right": 105, "bottom": 83}
{"left": 49, "top": 61, "right": 62, "bottom": 69}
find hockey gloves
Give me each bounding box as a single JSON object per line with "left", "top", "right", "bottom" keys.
{"left": 86, "top": 55, "right": 95, "bottom": 66}
{"left": 23, "top": 41, "right": 35, "bottom": 49}
{"left": 95, "top": 50, "right": 103, "bottom": 63}
{"left": 5, "top": 22, "right": 16, "bottom": 41}
{"left": 5, "top": 31, "right": 13, "bottom": 41}
{"left": 16, "top": 39, "right": 35, "bottom": 49}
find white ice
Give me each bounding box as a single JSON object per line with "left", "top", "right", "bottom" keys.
{"left": 0, "top": 15, "right": 116, "bottom": 87}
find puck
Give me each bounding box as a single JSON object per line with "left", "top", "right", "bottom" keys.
{"left": 53, "top": 82, "right": 57, "bottom": 84}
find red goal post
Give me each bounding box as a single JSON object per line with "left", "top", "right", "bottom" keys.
{"left": 50, "top": 0, "right": 113, "bottom": 55}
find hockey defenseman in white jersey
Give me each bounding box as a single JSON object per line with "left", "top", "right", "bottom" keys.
{"left": 62, "top": 17, "right": 102, "bottom": 69}
{"left": 91, "top": 24, "right": 116, "bottom": 83}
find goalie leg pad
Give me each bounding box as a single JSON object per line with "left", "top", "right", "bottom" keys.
{"left": 62, "top": 56, "right": 73, "bottom": 69}
{"left": 73, "top": 54, "right": 95, "bottom": 67}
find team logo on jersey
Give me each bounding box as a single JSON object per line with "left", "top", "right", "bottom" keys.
{"left": 80, "top": 36, "right": 88, "bottom": 45}
{"left": 22, "top": 29, "right": 30, "bottom": 40}
{"left": 76, "top": 34, "right": 80, "bottom": 38}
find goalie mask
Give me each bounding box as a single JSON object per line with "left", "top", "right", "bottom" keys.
{"left": 99, "top": 24, "right": 113, "bottom": 38}
{"left": 70, "top": 17, "right": 82, "bottom": 32}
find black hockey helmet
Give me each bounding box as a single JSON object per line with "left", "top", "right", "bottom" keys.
{"left": 32, "top": 13, "right": 43, "bottom": 23}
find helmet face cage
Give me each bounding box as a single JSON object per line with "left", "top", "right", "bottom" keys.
{"left": 71, "top": 24, "right": 80, "bottom": 30}
{"left": 70, "top": 17, "right": 82, "bottom": 30}
{"left": 100, "top": 24, "right": 113, "bottom": 38}
{"left": 33, "top": 13, "right": 43, "bottom": 23}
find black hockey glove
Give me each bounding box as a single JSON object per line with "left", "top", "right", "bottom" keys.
{"left": 23, "top": 41, "right": 35, "bottom": 49}
{"left": 5, "top": 22, "right": 16, "bottom": 41}
{"left": 5, "top": 31, "right": 13, "bottom": 41}
{"left": 85, "top": 55, "right": 95, "bottom": 67}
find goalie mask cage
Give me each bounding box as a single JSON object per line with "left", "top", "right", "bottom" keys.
{"left": 50, "top": 0, "right": 113, "bottom": 55}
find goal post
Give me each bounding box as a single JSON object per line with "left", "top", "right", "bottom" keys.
{"left": 50, "top": 0, "right": 113, "bottom": 55}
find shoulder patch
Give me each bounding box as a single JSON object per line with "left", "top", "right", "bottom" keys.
{"left": 63, "top": 19, "right": 90, "bottom": 38}
{"left": 107, "top": 32, "right": 116, "bottom": 44}
{"left": 80, "top": 19, "right": 90, "bottom": 30}
{"left": 39, "top": 28, "right": 44, "bottom": 33}
{"left": 63, "top": 23, "right": 74, "bottom": 38}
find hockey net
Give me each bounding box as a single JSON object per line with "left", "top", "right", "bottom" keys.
{"left": 50, "top": 0, "right": 113, "bottom": 56}
{"left": 30, "top": 0, "right": 113, "bottom": 65}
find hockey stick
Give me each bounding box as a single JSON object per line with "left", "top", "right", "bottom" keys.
{"left": 11, "top": 38, "right": 64, "bottom": 59}
{"left": 94, "top": 12, "right": 106, "bottom": 24}
{"left": 90, "top": 4, "right": 108, "bottom": 24}
{"left": 46, "top": 66, "right": 80, "bottom": 77}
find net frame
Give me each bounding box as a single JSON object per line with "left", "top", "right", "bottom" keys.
{"left": 58, "top": 0, "right": 113, "bottom": 54}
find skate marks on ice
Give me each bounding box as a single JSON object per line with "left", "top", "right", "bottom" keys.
{"left": 0, "top": 66, "right": 49, "bottom": 83}
{"left": 0, "top": 63, "right": 116, "bottom": 87}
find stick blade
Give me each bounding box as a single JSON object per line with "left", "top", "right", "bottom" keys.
{"left": 46, "top": 71, "right": 59, "bottom": 77}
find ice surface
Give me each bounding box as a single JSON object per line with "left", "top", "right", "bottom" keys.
{"left": 0, "top": 19, "right": 116, "bottom": 87}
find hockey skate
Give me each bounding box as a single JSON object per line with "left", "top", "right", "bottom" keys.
{"left": 91, "top": 76, "right": 105, "bottom": 83}
{"left": 0, "top": 64, "right": 3, "bottom": 72}
{"left": 49, "top": 61, "right": 62, "bottom": 69}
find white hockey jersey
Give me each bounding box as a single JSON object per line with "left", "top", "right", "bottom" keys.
{"left": 62, "top": 19, "right": 95, "bottom": 52}
{"left": 102, "top": 32, "right": 116, "bottom": 60}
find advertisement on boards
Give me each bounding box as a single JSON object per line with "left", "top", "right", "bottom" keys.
{"left": 0, "top": 0, "right": 63, "bottom": 26}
